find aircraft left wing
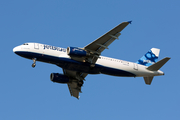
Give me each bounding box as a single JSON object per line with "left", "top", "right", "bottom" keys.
{"left": 63, "top": 69, "right": 88, "bottom": 99}
{"left": 83, "top": 21, "right": 131, "bottom": 64}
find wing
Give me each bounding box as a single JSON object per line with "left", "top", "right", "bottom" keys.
{"left": 63, "top": 69, "right": 88, "bottom": 99}
{"left": 83, "top": 21, "right": 131, "bottom": 64}
{"left": 84, "top": 21, "right": 131, "bottom": 54}
{"left": 67, "top": 21, "right": 131, "bottom": 65}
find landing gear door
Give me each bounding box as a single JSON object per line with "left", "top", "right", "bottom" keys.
{"left": 34, "top": 43, "right": 39, "bottom": 49}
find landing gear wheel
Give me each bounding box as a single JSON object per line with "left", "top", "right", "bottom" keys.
{"left": 32, "top": 63, "right": 36, "bottom": 68}
{"left": 32, "top": 58, "right": 36, "bottom": 68}
{"left": 78, "top": 80, "right": 84, "bottom": 87}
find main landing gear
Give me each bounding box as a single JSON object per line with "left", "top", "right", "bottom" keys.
{"left": 32, "top": 58, "right": 36, "bottom": 68}
{"left": 78, "top": 80, "right": 84, "bottom": 87}
{"left": 84, "top": 58, "right": 95, "bottom": 68}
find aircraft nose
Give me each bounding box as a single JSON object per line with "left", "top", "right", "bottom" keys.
{"left": 13, "top": 46, "right": 21, "bottom": 54}
{"left": 13, "top": 46, "right": 18, "bottom": 53}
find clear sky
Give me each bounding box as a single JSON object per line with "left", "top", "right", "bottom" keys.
{"left": 0, "top": 0, "right": 179, "bottom": 120}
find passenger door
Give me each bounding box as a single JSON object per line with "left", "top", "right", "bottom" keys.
{"left": 133, "top": 63, "right": 138, "bottom": 70}
{"left": 34, "top": 43, "right": 39, "bottom": 49}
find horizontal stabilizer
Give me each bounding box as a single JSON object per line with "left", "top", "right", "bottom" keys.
{"left": 147, "top": 57, "right": 171, "bottom": 71}
{"left": 144, "top": 76, "right": 154, "bottom": 85}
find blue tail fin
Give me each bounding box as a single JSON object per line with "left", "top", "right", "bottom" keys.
{"left": 136, "top": 48, "right": 160, "bottom": 66}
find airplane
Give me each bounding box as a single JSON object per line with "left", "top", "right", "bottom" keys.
{"left": 13, "top": 21, "right": 170, "bottom": 99}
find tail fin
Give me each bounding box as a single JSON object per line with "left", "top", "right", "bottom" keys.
{"left": 137, "top": 48, "right": 160, "bottom": 66}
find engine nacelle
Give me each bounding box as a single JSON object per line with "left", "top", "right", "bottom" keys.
{"left": 67, "top": 47, "right": 88, "bottom": 57}
{"left": 50, "top": 73, "right": 70, "bottom": 84}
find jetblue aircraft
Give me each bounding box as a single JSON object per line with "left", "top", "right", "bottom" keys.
{"left": 13, "top": 21, "right": 170, "bottom": 99}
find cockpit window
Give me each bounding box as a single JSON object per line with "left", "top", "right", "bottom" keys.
{"left": 23, "top": 43, "right": 28, "bottom": 45}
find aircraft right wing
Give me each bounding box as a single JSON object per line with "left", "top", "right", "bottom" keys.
{"left": 63, "top": 69, "right": 88, "bottom": 99}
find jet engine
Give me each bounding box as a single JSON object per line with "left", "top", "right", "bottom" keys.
{"left": 67, "top": 47, "right": 89, "bottom": 57}
{"left": 50, "top": 73, "right": 70, "bottom": 83}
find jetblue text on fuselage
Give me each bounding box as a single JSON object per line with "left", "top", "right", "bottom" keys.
{"left": 44, "top": 45, "right": 66, "bottom": 52}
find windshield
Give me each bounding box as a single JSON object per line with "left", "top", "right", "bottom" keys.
{"left": 23, "top": 43, "right": 28, "bottom": 45}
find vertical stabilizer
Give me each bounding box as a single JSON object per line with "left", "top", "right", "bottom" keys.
{"left": 144, "top": 76, "right": 154, "bottom": 85}
{"left": 137, "top": 48, "right": 160, "bottom": 66}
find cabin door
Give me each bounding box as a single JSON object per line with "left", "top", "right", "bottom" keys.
{"left": 34, "top": 43, "right": 39, "bottom": 49}
{"left": 133, "top": 63, "right": 138, "bottom": 70}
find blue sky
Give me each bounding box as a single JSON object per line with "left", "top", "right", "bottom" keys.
{"left": 0, "top": 0, "right": 180, "bottom": 119}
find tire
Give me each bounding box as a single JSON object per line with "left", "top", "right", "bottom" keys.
{"left": 32, "top": 63, "right": 36, "bottom": 68}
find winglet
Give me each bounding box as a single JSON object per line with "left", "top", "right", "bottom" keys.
{"left": 128, "top": 21, "right": 132, "bottom": 24}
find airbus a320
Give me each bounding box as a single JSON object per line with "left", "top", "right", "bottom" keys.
{"left": 13, "top": 21, "right": 170, "bottom": 99}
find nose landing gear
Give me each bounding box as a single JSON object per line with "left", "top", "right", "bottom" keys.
{"left": 32, "top": 58, "right": 36, "bottom": 68}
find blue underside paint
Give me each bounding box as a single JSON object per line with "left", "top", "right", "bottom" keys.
{"left": 14, "top": 51, "right": 135, "bottom": 77}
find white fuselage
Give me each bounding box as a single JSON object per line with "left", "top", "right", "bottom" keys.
{"left": 13, "top": 43, "right": 164, "bottom": 77}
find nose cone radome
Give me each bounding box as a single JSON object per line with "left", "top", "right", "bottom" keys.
{"left": 13, "top": 46, "right": 21, "bottom": 55}
{"left": 13, "top": 46, "right": 19, "bottom": 53}
{"left": 13, "top": 47, "right": 17, "bottom": 53}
